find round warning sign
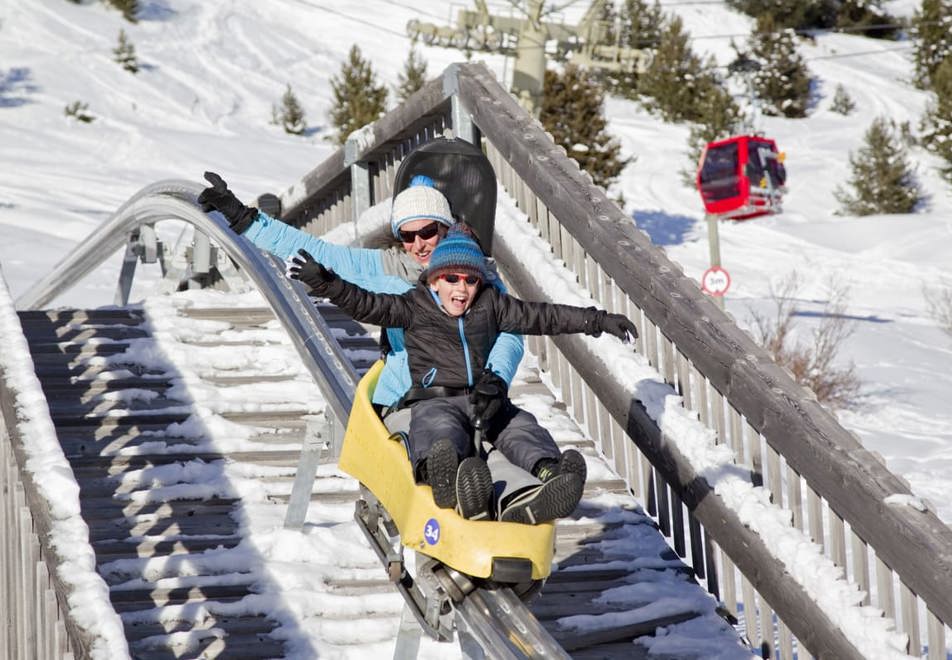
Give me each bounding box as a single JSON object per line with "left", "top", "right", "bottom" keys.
{"left": 701, "top": 266, "right": 731, "bottom": 297}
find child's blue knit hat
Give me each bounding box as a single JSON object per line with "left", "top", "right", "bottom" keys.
{"left": 390, "top": 175, "right": 454, "bottom": 238}
{"left": 426, "top": 225, "right": 489, "bottom": 282}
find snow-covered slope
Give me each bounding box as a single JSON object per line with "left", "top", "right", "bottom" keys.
{"left": 3, "top": 0, "right": 952, "bottom": 656}
{"left": 2, "top": 0, "right": 950, "bottom": 539}
{"left": 608, "top": 2, "right": 952, "bottom": 522}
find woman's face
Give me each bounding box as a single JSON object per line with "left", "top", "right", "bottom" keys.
{"left": 399, "top": 219, "right": 447, "bottom": 266}
{"left": 429, "top": 272, "right": 482, "bottom": 316}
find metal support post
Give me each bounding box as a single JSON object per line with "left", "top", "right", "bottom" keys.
{"left": 115, "top": 224, "right": 160, "bottom": 304}
{"left": 114, "top": 233, "right": 139, "bottom": 306}
{"left": 706, "top": 213, "right": 725, "bottom": 310}
{"left": 192, "top": 230, "right": 212, "bottom": 277}
{"left": 455, "top": 613, "right": 486, "bottom": 660}
{"left": 283, "top": 412, "right": 333, "bottom": 530}
{"left": 139, "top": 224, "right": 158, "bottom": 264}
{"left": 392, "top": 604, "right": 423, "bottom": 660}
{"left": 511, "top": 0, "right": 546, "bottom": 117}
{"left": 352, "top": 160, "right": 371, "bottom": 246}
{"left": 345, "top": 133, "right": 373, "bottom": 246}
{"left": 451, "top": 94, "right": 478, "bottom": 145}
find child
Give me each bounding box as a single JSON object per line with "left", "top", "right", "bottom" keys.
{"left": 289, "top": 226, "right": 637, "bottom": 524}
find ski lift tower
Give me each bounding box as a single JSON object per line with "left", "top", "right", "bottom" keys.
{"left": 407, "top": 0, "right": 647, "bottom": 117}
{"left": 695, "top": 135, "right": 787, "bottom": 307}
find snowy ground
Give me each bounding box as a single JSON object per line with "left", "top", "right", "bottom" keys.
{"left": 2, "top": 0, "right": 951, "bottom": 654}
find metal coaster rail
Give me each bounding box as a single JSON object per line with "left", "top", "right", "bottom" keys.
{"left": 4, "top": 60, "right": 952, "bottom": 659}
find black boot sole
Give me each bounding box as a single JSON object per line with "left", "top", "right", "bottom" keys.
{"left": 456, "top": 457, "right": 493, "bottom": 520}
{"left": 559, "top": 449, "right": 587, "bottom": 481}
{"left": 500, "top": 473, "right": 583, "bottom": 525}
{"left": 428, "top": 438, "right": 459, "bottom": 509}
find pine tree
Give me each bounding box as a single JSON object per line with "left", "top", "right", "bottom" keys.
{"left": 113, "top": 28, "right": 138, "bottom": 74}
{"left": 329, "top": 45, "right": 388, "bottom": 146}
{"left": 609, "top": 0, "right": 664, "bottom": 97}
{"left": 638, "top": 15, "right": 730, "bottom": 123}
{"left": 727, "top": 0, "right": 896, "bottom": 35}
{"left": 749, "top": 14, "right": 811, "bottom": 118}
{"left": 276, "top": 84, "right": 307, "bottom": 135}
{"left": 623, "top": 0, "right": 664, "bottom": 50}
{"left": 921, "top": 57, "right": 952, "bottom": 183}
{"left": 105, "top": 0, "right": 139, "bottom": 23}
{"left": 835, "top": 116, "right": 921, "bottom": 215}
{"left": 911, "top": 0, "right": 952, "bottom": 89}
{"left": 595, "top": 0, "right": 618, "bottom": 46}
{"left": 835, "top": 0, "right": 899, "bottom": 39}
{"left": 396, "top": 44, "right": 428, "bottom": 103}
{"left": 540, "top": 64, "right": 630, "bottom": 190}
{"left": 830, "top": 83, "right": 855, "bottom": 114}
{"left": 725, "top": 0, "right": 838, "bottom": 30}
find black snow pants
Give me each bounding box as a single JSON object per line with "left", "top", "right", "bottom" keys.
{"left": 406, "top": 395, "right": 560, "bottom": 479}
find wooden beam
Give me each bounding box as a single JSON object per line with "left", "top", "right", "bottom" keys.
{"left": 454, "top": 60, "right": 952, "bottom": 629}
{"left": 1, "top": 376, "right": 90, "bottom": 656}
{"left": 494, "top": 233, "right": 863, "bottom": 660}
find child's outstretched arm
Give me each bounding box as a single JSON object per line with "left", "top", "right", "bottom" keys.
{"left": 287, "top": 249, "right": 415, "bottom": 328}
{"left": 491, "top": 289, "right": 638, "bottom": 342}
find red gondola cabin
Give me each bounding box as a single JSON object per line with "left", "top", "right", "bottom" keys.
{"left": 696, "top": 136, "right": 786, "bottom": 220}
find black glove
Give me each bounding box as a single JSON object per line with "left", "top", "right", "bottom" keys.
{"left": 469, "top": 369, "right": 509, "bottom": 429}
{"left": 585, "top": 309, "right": 639, "bottom": 343}
{"left": 197, "top": 171, "right": 257, "bottom": 234}
{"left": 287, "top": 249, "right": 338, "bottom": 293}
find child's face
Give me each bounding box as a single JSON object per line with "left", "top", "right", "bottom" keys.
{"left": 429, "top": 272, "right": 482, "bottom": 316}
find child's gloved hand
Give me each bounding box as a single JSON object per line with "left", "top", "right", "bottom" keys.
{"left": 469, "top": 369, "right": 509, "bottom": 429}
{"left": 287, "top": 249, "right": 338, "bottom": 292}
{"left": 586, "top": 309, "right": 639, "bottom": 343}
{"left": 600, "top": 313, "right": 638, "bottom": 343}
{"left": 197, "top": 171, "right": 258, "bottom": 234}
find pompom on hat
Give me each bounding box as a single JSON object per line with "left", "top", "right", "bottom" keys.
{"left": 425, "top": 225, "right": 489, "bottom": 282}
{"left": 390, "top": 175, "right": 454, "bottom": 238}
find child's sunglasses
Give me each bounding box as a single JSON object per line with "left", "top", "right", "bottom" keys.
{"left": 398, "top": 221, "right": 441, "bottom": 243}
{"left": 439, "top": 273, "right": 481, "bottom": 285}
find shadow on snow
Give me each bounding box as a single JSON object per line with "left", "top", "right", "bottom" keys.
{"left": 631, "top": 209, "right": 699, "bottom": 247}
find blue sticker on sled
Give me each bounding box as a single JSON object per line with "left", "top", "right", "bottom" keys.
{"left": 424, "top": 518, "right": 441, "bottom": 546}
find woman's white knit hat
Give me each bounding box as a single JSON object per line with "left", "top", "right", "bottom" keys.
{"left": 390, "top": 175, "right": 454, "bottom": 238}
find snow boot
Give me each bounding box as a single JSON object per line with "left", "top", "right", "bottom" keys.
{"left": 533, "top": 449, "right": 587, "bottom": 484}
{"left": 455, "top": 457, "right": 493, "bottom": 520}
{"left": 427, "top": 438, "right": 459, "bottom": 509}
{"left": 499, "top": 473, "right": 584, "bottom": 525}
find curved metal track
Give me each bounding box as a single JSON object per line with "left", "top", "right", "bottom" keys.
{"left": 17, "top": 180, "right": 357, "bottom": 426}
{"left": 15, "top": 185, "right": 573, "bottom": 658}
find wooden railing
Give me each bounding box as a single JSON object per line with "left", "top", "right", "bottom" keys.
{"left": 0, "top": 324, "right": 84, "bottom": 659}
{"left": 6, "top": 59, "right": 948, "bottom": 659}
{"left": 268, "top": 62, "right": 952, "bottom": 659}
{"left": 0, "top": 397, "right": 77, "bottom": 659}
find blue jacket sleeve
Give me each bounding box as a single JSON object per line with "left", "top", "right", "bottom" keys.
{"left": 243, "top": 211, "right": 389, "bottom": 287}
{"left": 485, "top": 277, "right": 524, "bottom": 386}
{"left": 486, "top": 332, "right": 524, "bottom": 385}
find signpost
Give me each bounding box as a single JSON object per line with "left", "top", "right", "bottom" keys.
{"left": 705, "top": 214, "right": 727, "bottom": 308}
{"left": 701, "top": 265, "right": 731, "bottom": 298}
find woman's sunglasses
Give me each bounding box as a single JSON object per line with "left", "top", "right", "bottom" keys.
{"left": 398, "top": 221, "right": 441, "bottom": 243}
{"left": 439, "top": 273, "right": 481, "bottom": 285}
